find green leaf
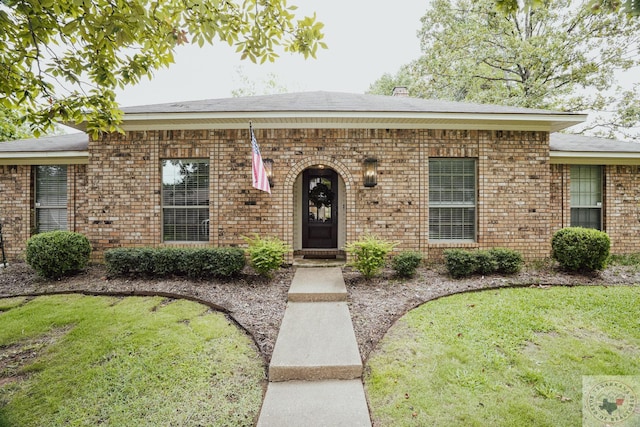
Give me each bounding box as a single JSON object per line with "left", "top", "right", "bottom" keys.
{"left": 0, "top": 0, "right": 326, "bottom": 135}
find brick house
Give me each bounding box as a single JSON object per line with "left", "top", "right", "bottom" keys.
{"left": 1, "top": 91, "right": 639, "bottom": 262}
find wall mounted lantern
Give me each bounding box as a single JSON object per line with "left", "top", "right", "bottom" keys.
{"left": 263, "top": 158, "right": 274, "bottom": 188}
{"left": 363, "top": 157, "right": 378, "bottom": 187}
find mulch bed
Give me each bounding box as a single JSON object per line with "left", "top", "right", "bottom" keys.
{"left": 1, "top": 262, "right": 639, "bottom": 362}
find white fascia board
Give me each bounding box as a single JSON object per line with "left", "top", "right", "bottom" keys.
{"left": 120, "top": 111, "right": 586, "bottom": 132}
{"left": 0, "top": 151, "right": 88, "bottom": 165}
{"left": 550, "top": 151, "right": 640, "bottom": 165}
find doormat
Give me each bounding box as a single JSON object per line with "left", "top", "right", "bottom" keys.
{"left": 303, "top": 254, "right": 337, "bottom": 260}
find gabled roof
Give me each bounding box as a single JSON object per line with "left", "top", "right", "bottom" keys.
{"left": 550, "top": 133, "right": 640, "bottom": 165}
{"left": 103, "top": 91, "right": 585, "bottom": 132}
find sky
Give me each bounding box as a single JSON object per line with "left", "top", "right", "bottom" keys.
{"left": 114, "top": 1, "right": 428, "bottom": 107}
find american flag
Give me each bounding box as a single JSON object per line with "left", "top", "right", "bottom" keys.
{"left": 251, "top": 127, "right": 271, "bottom": 194}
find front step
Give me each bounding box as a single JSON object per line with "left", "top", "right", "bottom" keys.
{"left": 288, "top": 267, "right": 347, "bottom": 302}
{"left": 257, "top": 380, "right": 371, "bottom": 427}
{"left": 269, "top": 301, "right": 362, "bottom": 381}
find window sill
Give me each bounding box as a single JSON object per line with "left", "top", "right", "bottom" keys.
{"left": 428, "top": 241, "right": 478, "bottom": 247}
{"left": 162, "top": 241, "right": 210, "bottom": 246}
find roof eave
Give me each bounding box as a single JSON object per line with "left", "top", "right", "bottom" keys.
{"left": 0, "top": 151, "right": 89, "bottom": 165}
{"left": 115, "top": 111, "right": 586, "bottom": 133}
{"left": 550, "top": 151, "right": 640, "bottom": 165}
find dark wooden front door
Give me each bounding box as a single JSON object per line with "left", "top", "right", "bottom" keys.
{"left": 302, "top": 168, "right": 338, "bottom": 248}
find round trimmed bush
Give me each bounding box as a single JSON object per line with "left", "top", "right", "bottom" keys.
{"left": 26, "top": 231, "right": 91, "bottom": 279}
{"left": 551, "top": 227, "right": 610, "bottom": 272}
{"left": 443, "top": 249, "right": 477, "bottom": 278}
{"left": 392, "top": 250, "right": 423, "bottom": 278}
{"left": 489, "top": 248, "right": 524, "bottom": 274}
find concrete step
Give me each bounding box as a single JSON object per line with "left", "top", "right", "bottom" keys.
{"left": 257, "top": 380, "right": 371, "bottom": 427}
{"left": 288, "top": 267, "right": 347, "bottom": 302}
{"left": 269, "top": 301, "right": 362, "bottom": 381}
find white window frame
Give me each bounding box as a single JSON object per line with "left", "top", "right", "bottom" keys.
{"left": 429, "top": 158, "right": 477, "bottom": 242}
{"left": 162, "top": 159, "right": 210, "bottom": 242}
{"left": 34, "top": 165, "right": 68, "bottom": 233}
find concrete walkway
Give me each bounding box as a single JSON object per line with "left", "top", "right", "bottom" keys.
{"left": 257, "top": 267, "right": 371, "bottom": 427}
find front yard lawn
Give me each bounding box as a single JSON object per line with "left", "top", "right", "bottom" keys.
{"left": 365, "top": 286, "right": 640, "bottom": 426}
{"left": 0, "top": 295, "right": 264, "bottom": 427}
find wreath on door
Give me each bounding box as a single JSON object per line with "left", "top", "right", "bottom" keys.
{"left": 309, "top": 182, "right": 334, "bottom": 208}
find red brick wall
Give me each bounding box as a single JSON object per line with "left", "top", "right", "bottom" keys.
{"left": 0, "top": 165, "right": 31, "bottom": 260}
{"left": 70, "top": 128, "right": 553, "bottom": 260}
{"left": 0, "top": 164, "right": 87, "bottom": 260}
{"left": 18, "top": 128, "right": 640, "bottom": 262}
{"left": 604, "top": 165, "right": 640, "bottom": 253}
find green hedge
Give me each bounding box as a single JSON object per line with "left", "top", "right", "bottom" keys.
{"left": 104, "top": 247, "right": 246, "bottom": 279}
{"left": 26, "top": 231, "right": 91, "bottom": 279}
{"left": 444, "top": 248, "right": 524, "bottom": 278}
{"left": 392, "top": 251, "right": 423, "bottom": 278}
{"left": 551, "top": 227, "right": 610, "bottom": 272}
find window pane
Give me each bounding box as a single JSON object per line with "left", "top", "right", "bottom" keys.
{"left": 163, "top": 208, "right": 209, "bottom": 242}
{"left": 162, "top": 160, "right": 209, "bottom": 207}
{"left": 36, "top": 208, "right": 67, "bottom": 232}
{"left": 36, "top": 165, "right": 67, "bottom": 207}
{"left": 429, "top": 159, "right": 476, "bottom": 240}
{"left": 35, "top": 165, "right": 67, "bottom": 233}
{"left": 571, "top": 208, "right": 601, "bottom": 230}
{"left": 162, "top": 160, "right": 209, "bottom": 241}
{"left": 429, "top": 208, "right": 475, "bottom": 240}
{"left": 429, "top": 159, "right": 475, "bottom": 205}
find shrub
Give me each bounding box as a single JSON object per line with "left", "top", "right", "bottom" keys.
{"left": 104, "top": 247, "right": 245, "bottom": 278}
{"left": 489, "top": 248, "right": 524, "bottom": 274}
{"left": 443, "top": 249, "right": 478, "bottom": 278}
{"left": 474, "top": 250, "right": 498, "bottom": 275}
{"left": 184, "top": 247, "right": 246, "bottom": 279}
{"left": 346, "top": 233, "right": 397, "bottom": 279}
{"left": 26, "top": 231, "right": 91, "bottom": 279}
{"left": 552, "top": 227, "right": 610, "bottom": 272}
{"left": 243, "top": 234, "right": 291, "bottom": 277}
{"left": 392, "top": 251, "right": 423, "bottom": 278}
{"left": 444, "top": 247, "right": 524, "bottom": 278}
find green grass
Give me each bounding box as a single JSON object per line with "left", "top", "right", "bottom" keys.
{"left": 0, "top": 295, "right": 265, "bottom": 427}
{"left": 365, "top": 286, "right": 640, "bottom": 427}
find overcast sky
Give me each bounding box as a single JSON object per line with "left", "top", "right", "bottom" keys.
{"left": 114, "top": 1, "right": 428, "bottom": 107}
{"left": 111, "top": 0, "right": 639, "bottom": 140}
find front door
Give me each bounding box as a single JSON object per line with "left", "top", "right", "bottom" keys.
{"left": 302, "top": 168, "right": 338, "bottom": 248}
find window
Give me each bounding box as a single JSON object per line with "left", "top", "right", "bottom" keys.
{"left": 570, "top": 165, "right": 602, "bottom": 230}
{"left": 162, "top": 159, "right": 209, "bottom": 242}
{"left": 429, "top": 158, "right": 476, "bottom": 241}
{"left": 35, "top": 165, "right": 68, "bottom": 232}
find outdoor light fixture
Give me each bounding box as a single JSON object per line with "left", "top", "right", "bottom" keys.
{"left": 263, "top": 158, "right": 274, "bottom": 188}
{"left": 363, "top": 157, "right": 378, "bottom": 187}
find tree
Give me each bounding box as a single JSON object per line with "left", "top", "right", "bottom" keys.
{"left": 0, "top": 0, "right": 326, "bottom": 137}
{"left": 230, "top": 66, "right": 290, "bottom": 97}
{"left": 0, "top": 105, "right": 32, "bottom": 141}
{"left": 366, "top": 65, "right": 415, "bottom": 98}
{"left": 368, "top": 0, "right": 640, "bottom": 138}
{"left": 494, "top": 0, "right": 640, "bottom": 16}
